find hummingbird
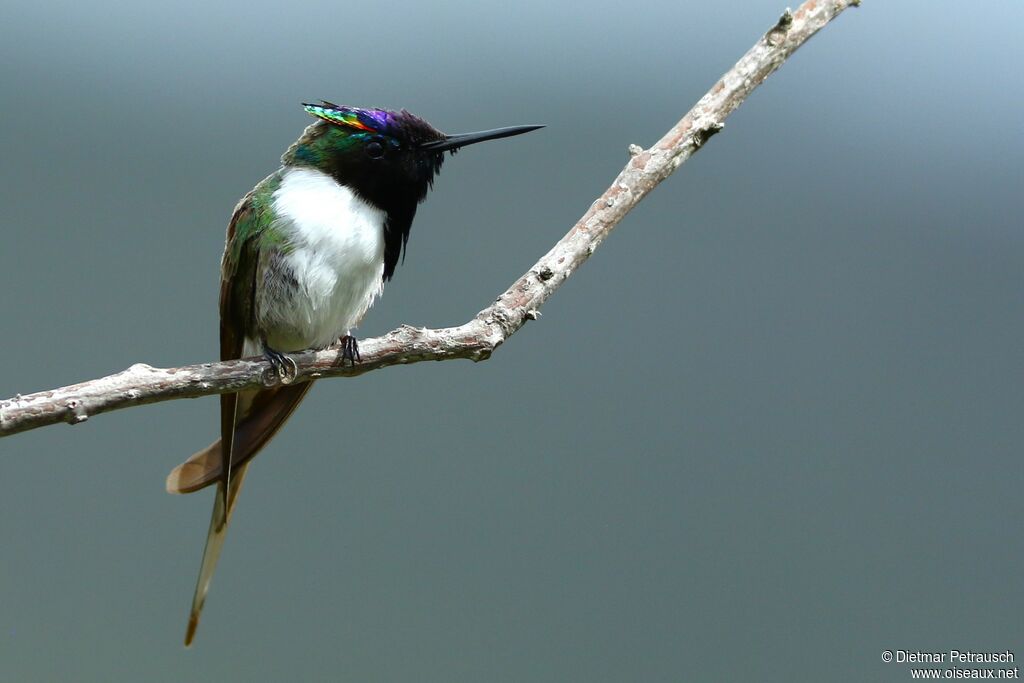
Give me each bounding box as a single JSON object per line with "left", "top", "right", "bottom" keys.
{"left": 164, "top": 101, "right": 542, "bottom": 646}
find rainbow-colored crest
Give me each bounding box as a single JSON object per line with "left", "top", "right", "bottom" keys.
{"left": 303, "top": 102, "right": 389, "bottom": 133}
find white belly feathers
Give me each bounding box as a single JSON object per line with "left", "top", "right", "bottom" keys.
{"left": 256, "top": 166, "right": 386, "bottom": 353}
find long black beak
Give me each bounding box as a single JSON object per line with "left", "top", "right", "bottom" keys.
{"left": 419, "top": 124, "right": 544, "bottom": 152}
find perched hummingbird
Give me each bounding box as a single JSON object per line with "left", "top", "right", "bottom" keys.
{"left": 165, "top": 102, "right": 541, "bottom": 646}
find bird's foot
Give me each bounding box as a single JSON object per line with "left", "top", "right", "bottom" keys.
{"left": 263, "top": 345, "right": 298, "bottom": 384}
{"left": 338, "top": 335, "right": 361, "bottom": 366}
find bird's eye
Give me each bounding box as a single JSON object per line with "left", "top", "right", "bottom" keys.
{"left": 366, "top": 141, "right": 385, "bottom": 159}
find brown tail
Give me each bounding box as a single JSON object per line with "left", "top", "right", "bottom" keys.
{"left": 167, "top": 382, "right": 315, "bottom": 494}
{"left": 174, "top": 380, "right": 315, "bottom": 646}
{"left": 183, "top": 465, "right": 247, "bottom": 647}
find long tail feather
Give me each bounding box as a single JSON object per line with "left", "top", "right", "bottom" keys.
{"left": 184, "top": 463, "right": 248, "bottom": 646}
{"left": 175, "top": 381, "right": 315, "bottom": 645}
{"left": 220, "top": 392, "right": 239, "bottom": 522}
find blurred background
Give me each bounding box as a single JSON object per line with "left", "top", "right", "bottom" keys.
{"left": 1, "top": 1, "right": 1021, "bottom": 680}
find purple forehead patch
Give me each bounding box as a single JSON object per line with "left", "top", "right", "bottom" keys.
{"left": 303, "top": 102, "right": 444, "bottom": 145}
{"left": 361, "top": 109, "right": 392, "bottom": 130}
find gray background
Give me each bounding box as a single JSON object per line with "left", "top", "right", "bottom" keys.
{"left": 1, "top": 1, "right": 1021, "bottom": 681}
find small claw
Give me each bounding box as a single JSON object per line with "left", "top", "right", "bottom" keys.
{"left": 263, "top": 345, "right": 298, "bottom": 384}
{"left": 338, "top": 335, "right": 361, "bottom": 366}
{"left": 282, "top": 355, "right": 298, "bottom": 382}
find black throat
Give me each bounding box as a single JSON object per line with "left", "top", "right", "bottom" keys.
{"left": 327, "top": 154, "right": 444, "bottom": 282}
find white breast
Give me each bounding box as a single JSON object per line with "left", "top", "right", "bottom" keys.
{"left": 260, "top": 166, "right": 386, "bottom": 352}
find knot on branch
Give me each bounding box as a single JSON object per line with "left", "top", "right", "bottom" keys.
{"left": 692, "top": 122, "right": 724, "bottom": 149}
{"left": 765, "top": 8, "right": 793, "bottom": 46}
{"left": 478, "top": 305, "right": 520, "bottom": 342}
{"left": 65, "top": 399, "right": 89, "bottom": 424}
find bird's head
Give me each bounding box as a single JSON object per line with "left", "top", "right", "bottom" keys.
{"left": 283, "top": 102, "right": 542, "bottom": 278}
{"left": 286, "top": 102, "right": 541, "bottom": 207}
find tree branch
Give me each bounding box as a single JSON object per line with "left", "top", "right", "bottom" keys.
{"left": 0, "top": 0, "right": 859, "bottom": 438}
